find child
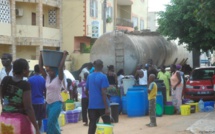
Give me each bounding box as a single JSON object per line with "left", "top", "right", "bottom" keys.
{"left": 67, "top": 78, "right": 78, "bottom": 101}
{"left": 146, "top": 74, "right": 157, "bottom": 127}
{"left": 78, "top": 72, "right": 89, "bottom": 126}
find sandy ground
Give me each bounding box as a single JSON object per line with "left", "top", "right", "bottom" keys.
{"left": 60, "top": 112, "right": 211, "bottom": 134}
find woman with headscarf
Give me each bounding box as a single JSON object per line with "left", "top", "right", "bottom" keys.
{"left": 39, "top": 51, "right": 68, "bottom": 134}
{"left": 170, "top": 64, "right": 182, "bottom": 114}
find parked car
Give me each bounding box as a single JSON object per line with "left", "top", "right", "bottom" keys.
{"left": 184, "top": 66, "right": 215, "bottom": 101}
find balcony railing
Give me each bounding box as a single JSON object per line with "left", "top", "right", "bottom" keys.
{"left": 116, "top": 18, "right": 133, "bottom": 28}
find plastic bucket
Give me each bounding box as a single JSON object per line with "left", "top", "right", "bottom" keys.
{"left": 180, "top": 105, "right": 190, "bottom": 116}
{"left": 164, "top": 105, "right": 174, "bottom": 115}
{"left": 42, "top": 50, "right": 63, "bottom": 67}
{"left": 122, "top": 78, "right": 135, "bottom": 95}
{"left": 204, "top": 101, "right": 215, "bottom": 108}
{"left": 96, "top": 123, "right": 113, "bottom": 134}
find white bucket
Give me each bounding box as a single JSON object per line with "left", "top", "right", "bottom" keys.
{"left": 122, "top": 78, "right": 135, "bottom": 94}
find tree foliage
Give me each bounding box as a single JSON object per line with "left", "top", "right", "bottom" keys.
{"left": 157, "top": 0, "right": 215, "bottom": 52}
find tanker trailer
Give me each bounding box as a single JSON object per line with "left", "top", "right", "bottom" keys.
{"left": 90, "top": 31, "right": 189, "bottom": 75}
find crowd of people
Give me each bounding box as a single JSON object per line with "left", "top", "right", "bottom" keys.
{"left": 0, "top": 51, "right": 192, "bottom": 133}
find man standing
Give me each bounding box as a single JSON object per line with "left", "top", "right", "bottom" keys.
{"left": 86, "top": 59, "right": 110, "bottom": 134}
{"left": 28, "top": 64, "right": 46, "bottom": 130}
{"left": 0, "top": 53, "right": 13, "bottom": 84}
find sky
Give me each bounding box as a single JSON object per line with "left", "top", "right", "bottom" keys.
{"left": 148, "top": 0, "right": 171, "bottom": 12}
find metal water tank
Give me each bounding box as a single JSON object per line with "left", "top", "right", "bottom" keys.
{"left": 90, "top": 31, "right": 189, "bottom": 74}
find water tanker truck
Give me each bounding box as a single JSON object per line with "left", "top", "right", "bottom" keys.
{"left": 90, "top": 31, "right": 189, "bottom": 75}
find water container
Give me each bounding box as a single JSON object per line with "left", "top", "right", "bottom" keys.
{"left": 110, "top": 96, "right": 122, "bottom": 114}
{"left": 121, "top": 96, "right": 127, "bottom": 114}
{"left": 156, "top": 91, "right": 163, "bottom": 116}
{"left": 126, "top": 90, "right": 146, "bottom": 117}
{"left": 204, "top": 101, "right": 214, "bottom": 108}
{"left": 132, "top": 85, "right": 149, "bottom": 115}
{"left": 122, "top": 78, "right": 135, "bottom": 95}
{"left": 42, "top": 50, "right": 63, "bottom": 67}
{"left": 204, "top": 106, "right": 214, "bottom": 112}
{"left": 198, "top": 99, "right": 204, "bottom": 112}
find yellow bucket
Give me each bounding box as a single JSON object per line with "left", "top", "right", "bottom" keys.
{"left": 180, "top": 105, "right": 190, "bottom": 116}
{"left": 187, "top": 103, "right": 199, "bottom": 112}
{"left": 96, "top": 123, "right": 113, "bottom": 134}
{"left": 65, "top": 103, "right": 75, "bottom": 111}
{"left": 61, "top": 92, "right": 70, "bottom": 102}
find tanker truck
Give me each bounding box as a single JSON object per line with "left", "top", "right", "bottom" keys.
{"left": 90, "top": 31, "right": 190, "bottom": 75}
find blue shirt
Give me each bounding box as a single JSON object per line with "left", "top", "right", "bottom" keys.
{"left": 86, "top": 72, "right": 109, "bottom": 109}
{"left": 28, "top": 74, "right": 46, "bottom": 104}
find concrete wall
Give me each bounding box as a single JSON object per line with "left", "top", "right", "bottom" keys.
{"left": 16, "top": 2, "right": 37, "bottom": 25}
{"left": 0, "top": 23, "right": 11, "bottom": 36}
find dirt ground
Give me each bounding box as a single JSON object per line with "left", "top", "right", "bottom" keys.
{"left": 61, "top": 112, "right": 208, "bottom": 134}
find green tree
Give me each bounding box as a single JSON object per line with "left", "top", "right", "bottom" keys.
{"left": 157, "top": 0, "right": 215, "bottom": 67}
{"left": 195, "top": 0, "right": 215, "bottom": 32}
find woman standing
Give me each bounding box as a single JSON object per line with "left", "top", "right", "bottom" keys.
{"left": 39, "top": 51, "right": 68, "bottom": 134}
{"left": 157, "top": 65, "right": 171, "bottom": 101}
{"left": 0, "top": 58, "right": 40, "bottom": 134}
{"left": 170, "top": 64, "right": 182, "bottom": 114}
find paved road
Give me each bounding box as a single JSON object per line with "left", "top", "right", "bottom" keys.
{"left": 61, "top": 111, "right": 215, "bottom": 134}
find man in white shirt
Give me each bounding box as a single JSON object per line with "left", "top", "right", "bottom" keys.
{"left": 0, "top": 53, "right": 13, "bottom": 84}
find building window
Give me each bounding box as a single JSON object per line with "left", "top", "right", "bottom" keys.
{"left": 48, "top": 9, "right": 57, "bottom": 25}
{"left": 32, "top": 13, "right": 36, "bottom": 25}
{"left": 92, "top": 21, "right": 99, "bottom": 38}
{"left": 140, "top": 20, "right": 144, "bottom": 30}
{"left": 106, "top": 6, "right": 112, "bottom": 23}
{"left": 132, "top": 17, "right": 138, "bottom": 30}
{"left": 0, "top": 0, "right": 10, "bottom": 23}
{"left": 90, "top": 0, "right": 98, "bottom": 18}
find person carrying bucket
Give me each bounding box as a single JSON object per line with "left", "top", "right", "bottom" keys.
{"left": 86, "top": 59, "right": 111, "bottom": 134}
{"left": 146, "top": 74, "right": 157, "bottom": 127}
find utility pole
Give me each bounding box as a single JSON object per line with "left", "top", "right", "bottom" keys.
{"left": 103, "top": 0, "right": 107, "bottom": 33}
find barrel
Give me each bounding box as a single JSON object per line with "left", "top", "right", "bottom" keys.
{"left": 121, "top": 96, "right": 127, "bottom": 114}
{"left": 156, "top": 91, "right": 164, "bottom": 116}
{"left": 126, "top": 89, "right": 146, "bottom": 117}
{"left": 110, "top": 96, "right": 122, "bottom": 114}
{"left": 154, "top": 79, "right": 166, "bottom": 105}
{"left": 132, "top": 85, "right": 149, "bottom": 114}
